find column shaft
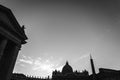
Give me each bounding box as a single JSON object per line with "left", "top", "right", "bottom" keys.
{"left": 6, "top": 46, "right": 20, "bottom": 80}
{"left": 0, "top": 38, "right": 7, "bottom": 59}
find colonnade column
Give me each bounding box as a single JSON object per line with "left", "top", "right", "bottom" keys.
{"left": 0, "top": 38, "right": 8, "bottom": 60}
{"left": 0, "top": 38, "right": 8, "bottom": 80}
{"left": 7, "top": 45, "right": 20, "bottom": 80}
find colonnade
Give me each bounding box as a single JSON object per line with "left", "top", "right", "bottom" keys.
{"left": 0, "top": 36, "right": 21, "bottom": 80}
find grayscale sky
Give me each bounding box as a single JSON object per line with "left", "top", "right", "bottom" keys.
{"left": 1, "top": 0, "right": 120, "bottom": 77}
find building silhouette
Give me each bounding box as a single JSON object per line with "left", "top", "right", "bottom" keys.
{"left": 0, "top": 5, "right": 27, "bottom": 80}
{"left": 11, "top": 73, "right": 50, "bottom": 80}
{"left": 89, "top": 55, "right": 120, "bottom": 80}
{"left": 96, "top": 68, "right": 120, "bottom": 80}
{"left": 10, "top": 55, "right": 120, "bottom": 80}
{"left": 52, "top": 61, "right": 89, "bottom": 80}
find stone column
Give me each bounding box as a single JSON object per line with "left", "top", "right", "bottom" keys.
{"left": 0, "top": 38, "right": 8, "bottom": 60}
{"left": 6, "top": 45, "right": 20, "bottom": 80}
{"left": 0, "top": 38, "right": 8, "bottom": 80}
{"left": 0, "top": 39, "right": 20, "bottom": 80}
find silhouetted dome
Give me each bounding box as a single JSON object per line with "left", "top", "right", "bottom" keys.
{"left": 62, "top": 61, "right": 73, "bottom": 75}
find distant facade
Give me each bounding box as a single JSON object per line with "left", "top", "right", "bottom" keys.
{"left": 11, "top": 73, "right": 26, "bottom": 80}
{"left": 0, "top": 5, "right": 27, "bottom": 80}
{"left": 52, "top": 61, "right": 89, "bottom": 80}
{"left": 11, "top": 73, "right": 50, "bottom": 80}
{"left": 89, "top": 55, "right": 120, "bottom": 80}
{"left": 95, "top": 68, "right": 120, "bottom": 80}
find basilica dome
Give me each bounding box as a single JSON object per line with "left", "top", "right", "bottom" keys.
{"left": 62, "top": 61, "right": 73, "bottom": 75}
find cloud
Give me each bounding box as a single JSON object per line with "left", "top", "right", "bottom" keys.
{"left": 56, "top": 65, "right": 63, "bottom": 71}
{"left": 18, "top": 55, "right": 33, "bottom": 64}
{"left": 79, "top": 54, "right": 89, "bottom": 59}
{"left": 74, "top": 53, "right": 90, "bottom": 63}
{"left": 33, "top": 59, "right": 54, "bottom": 73}
{"left": 20, "top": 64, "right": 25, "bottom": 67}
{"left": 32, "top": 57, "right": 63, "bottom": 73}
{"left": 19, "top": 59, "right": 33, "bottom": 64}
{"left": 17, "top": 55, "right": 63, "bottom": 76}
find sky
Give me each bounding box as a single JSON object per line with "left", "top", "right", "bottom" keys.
{"left": 1, "top": 0, "right": 120, "bottom": 77}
